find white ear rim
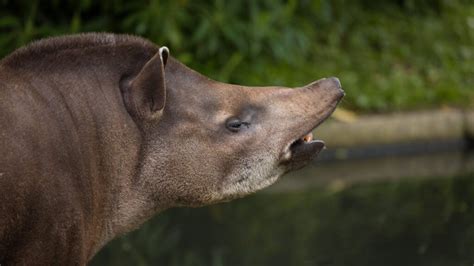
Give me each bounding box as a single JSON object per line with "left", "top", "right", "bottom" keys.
{"left": 159, "top": 46, "right": 169, "bottom": 63}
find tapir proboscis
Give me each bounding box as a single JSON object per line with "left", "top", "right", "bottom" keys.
{"left": 0, "top": 33, "right": 344, "bottom": 265}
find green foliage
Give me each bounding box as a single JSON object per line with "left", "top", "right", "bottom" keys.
{"left": 91, "top": 174, "right": 474, "bottom": 266}
{"left": 0, "top": 0, "right": 473, "bottom": 111}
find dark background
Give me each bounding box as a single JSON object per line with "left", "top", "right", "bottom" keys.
{"left": 1, "top": 1, "right": 474, "bottom": 265}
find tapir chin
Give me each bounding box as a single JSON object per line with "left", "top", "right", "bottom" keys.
{"left": 0, "top": 33, "right": 344, "bottom": 265}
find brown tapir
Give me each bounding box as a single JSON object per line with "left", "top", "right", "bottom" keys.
{"left": 0, "top": 33, "right": 344, "bottom": 265}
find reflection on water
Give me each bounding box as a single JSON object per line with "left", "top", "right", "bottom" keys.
{"left": 92, "top": 150, "right": 474, "bottom": 266}
{"left": 272, "top": 150, "right": 474, "bottom": 192}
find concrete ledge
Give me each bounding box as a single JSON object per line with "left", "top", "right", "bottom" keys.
{"left": 316, "top": 109, "right": 472, "bottom": 148}
{"left": 268, "top": 150, "right": 474, "bottom": 192}
{"left": 466, "top": 110, "right": 474, "bottom": 139}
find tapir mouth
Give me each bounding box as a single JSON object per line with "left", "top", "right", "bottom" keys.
{"left": 290, "top": 131, "right": 324, "bottom": 151}
{"left": 281, "top": 103, "right": 340, "bottom": 170}
{"left": 286, "top": 128, "right": 326, "bottom": 164}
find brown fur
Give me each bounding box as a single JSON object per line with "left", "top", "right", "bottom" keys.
{"left": 0, "top": 33, "right": 343, "bottom": 265}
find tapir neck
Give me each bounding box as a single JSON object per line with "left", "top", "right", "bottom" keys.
{"left": 0, "top": 36, "right": 168, "bottom": 257}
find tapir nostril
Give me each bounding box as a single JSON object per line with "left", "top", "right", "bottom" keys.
{"left": 336, "top": 88, "right": 345, "bottom": 101}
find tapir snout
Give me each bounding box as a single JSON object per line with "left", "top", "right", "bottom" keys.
{"left": 0, "top": 34, "right": 344, "bottom": 264}
{"left": 277, "top": 77, "right": 344, "bottom": 170}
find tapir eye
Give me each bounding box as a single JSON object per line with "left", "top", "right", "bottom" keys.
{"left": 226, "top": 117, "right": 250, "bottom": 133}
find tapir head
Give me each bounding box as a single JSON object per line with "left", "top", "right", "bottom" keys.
{"left": 122, "top": 47, "right": 344, "bottom": 207}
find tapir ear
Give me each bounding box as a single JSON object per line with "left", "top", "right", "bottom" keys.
{"left": 123, "top": 46, "right": 169, "bottom": 120}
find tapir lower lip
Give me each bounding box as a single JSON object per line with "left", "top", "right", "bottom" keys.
{"left": 280, "top": 126, "right": 326, "bottom": 166}
{"left": 281, "top": 137, "right": 325, "bottom": 169}
{"left": 289, "top": 131, "right": 325, "bottom": 154}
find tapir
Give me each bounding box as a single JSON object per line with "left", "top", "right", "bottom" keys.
{"left": 0, "top": 33, "right": 344, "bottom": 265}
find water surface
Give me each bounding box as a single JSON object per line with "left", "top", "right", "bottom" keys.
{"left": 92, "top": 150, "right": 474, "bottom": 266}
